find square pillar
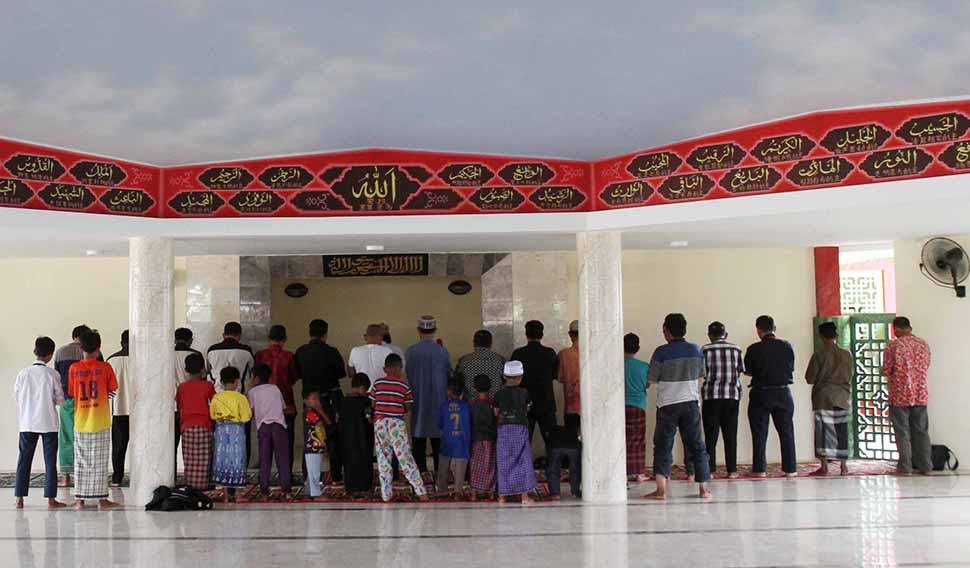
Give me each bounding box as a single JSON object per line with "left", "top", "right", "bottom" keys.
{"left": 577, "top": 231, "right": 627, "bottom": 503}
{"left": 129, "top": 237, "right": 175, "bottom": 506}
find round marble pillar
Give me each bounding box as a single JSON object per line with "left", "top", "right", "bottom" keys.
{"left": 577, "top": 231, "right": 627, "bottom": 503}
{"left": 128, "top": 237, "right": 175, "bottom": 506}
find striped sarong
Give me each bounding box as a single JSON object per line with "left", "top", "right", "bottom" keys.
{"left": 814, "top": 408, "right": 849, "bottom": 460}
{"left": 625, "top": 405, "right": 647, "bottom": 476}
{"left": 470, "top": 440, "right": 497, "bottom": 492}
{"left": 74, "top": 429, "right": 110, "bottom": 499}
{"left": 213, "top": 422, "right": 248, "bottom": 487}
{"left": 182, "top": 426, "right": 213, "bottom": 490}
{"left": 496, "top": 424, "right": 536, "bottom": 496}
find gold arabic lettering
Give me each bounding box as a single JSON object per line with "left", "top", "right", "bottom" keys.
{"left": 352, "top": 167, "right": 398, "bottom": 203}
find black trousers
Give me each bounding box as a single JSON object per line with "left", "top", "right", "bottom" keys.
{"left": 748, "top": 387, "right": 797, "bottom": 473}
{"left": 285, "top": 414, "right": 296, "bottom": 477}
{"left": 703, "top": 399, "right": 740, "bottom": 474}
{"left": 528, "top": 409, "right": 557, "bottom": 448}
{"left": 321, "top": 389, "right": 344, "bottom": 482}
{"left": 412, "top": 437, "right": 441, "bottom": 473}
{"left": 174, "top": 411, "right": 181, "bottom": 475}
{"left": 111, "top": 416, "right": 130, "bottom": 484}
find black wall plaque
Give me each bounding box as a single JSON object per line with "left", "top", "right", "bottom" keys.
{"left": 820, "top": 124, "right": 891, "bottom": 154}
{"left": 320, "top": 166, "right": 347, "bottom": 185}
{"left": 497, "top": 163, "right": 555, "bottom": 185}
{"left": 600, "top": 180, "right": 653, "bottom": 207}
{"left": 403, "top": 188, "right": 464, "bottom": 210}
{"left": 469, "top": 186, "right": 524, "bottom": 211}
{"left": 858, "top": 148, "right": 933, "bottom": 179}
{"left": 686, "top": 143, "right": 746, "bottom": 171}
{"left": 529, "top": 186, "right": 586, "bottom": 210}
{"left": 627, "top": 151, "right": 681, "bottom": 178}
{"left": 896, "top": 113, "right": 970, "bottom": 145}
{"left": 448, "top": 280, "right": 473, "bottom": 295}
{"left": 168, "top": 191, "right": 225, "bottom": 215}
{"left": 719, "top": 166, "right": 782, "bottom": 194}
{"left": 438, "top": 163, "right": 495, "bottom": 187}
{"left": 938, "top": 140, "right": 970, "bottom": 171}
{"left": 751, "top": 134, "right": 815, "bottom": 163}
{"left": 100, "top": 188, "right": 154, "bottom": 214}
{"left": 657, "top": 174, "right": 715, "bottom": 200}
{"left": 4, "top": 154, "right": 65, "bottom": 182}
{"left": 0, "top": 178, "right": 33, "bottom": 206}
{"left": 70, "top": 161, "right": 126, "bottom": 186}
{"left": 198, "top": 167, "right": 254, "bottom": 190}
{"left": 229, "top": 191, "right": 285, "bottom": 214}
{"left": 785, "top": 157, "right": 854, "bottom": 187}
{"left": 291, "top": 190, "right": 349, "bottom": 212}
{"left": 323, "top": 254, "right": 430, "bottom": 278}
{"left": 402, "top": 166, "right": 433, "bottom": 183}
{"left": 329, "top": 165, "right": 421, "bottom": 211}
{"left": 37, "top": 183, "right": 95, "bottom": 210}
{"left": 258, "top": 166, "right": 313, "bottom": 189}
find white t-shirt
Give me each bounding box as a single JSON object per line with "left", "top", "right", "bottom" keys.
{"left": 348, "top": 344, "right": 393, "bottom": 385}
{"left": 13, "top": 362, "right": 64, "bottom": 433}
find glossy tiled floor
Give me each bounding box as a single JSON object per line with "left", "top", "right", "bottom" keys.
{"left": 6, "top": 475, "right": 969, "bottom": 567}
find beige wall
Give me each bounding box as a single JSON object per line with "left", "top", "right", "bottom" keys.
{"left": 563, "top": 247, "right": 818, "bottom": 468}
{"left": 895, "top": 236, "right": 969, "bottom": 469}
{"left": 271, "top": 276, "right": 483, "bottom": 378}
{"left": 0, "top": 256, "right": 186, "bottom": 471}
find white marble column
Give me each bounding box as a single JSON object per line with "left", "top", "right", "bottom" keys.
{"left": 128, "top": 237, "right": 175, "bottom": 506}
{"left": 577, "top": 231, "right": 627, "bottom": 503}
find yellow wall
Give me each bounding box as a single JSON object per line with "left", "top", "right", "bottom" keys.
{"left": 271, "top": 276, "right": 484, "bottom": 378}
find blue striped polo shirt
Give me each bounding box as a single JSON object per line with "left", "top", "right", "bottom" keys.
{"left": 647, "top": 338, "right": 704, "bottom": 408}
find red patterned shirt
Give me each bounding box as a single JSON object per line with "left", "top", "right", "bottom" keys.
{"left": 882, "top": 335, "right": 931, "bottom": 407}
{"left": 255, "top": 344, "right": 299, "bottom": 415}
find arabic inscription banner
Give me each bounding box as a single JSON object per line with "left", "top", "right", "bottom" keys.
{"left": 322, "top": 254, "right": 430, "bottom": 278}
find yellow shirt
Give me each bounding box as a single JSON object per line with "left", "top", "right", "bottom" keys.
{"left": 209, "top": 390, "right": 253, "bottom": 423}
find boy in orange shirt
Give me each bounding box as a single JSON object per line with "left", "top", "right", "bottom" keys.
{"left": 68, "top": 331, "right": 119, "bottom": 510}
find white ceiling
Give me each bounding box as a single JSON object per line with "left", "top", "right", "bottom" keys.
{"left": 1, "top": 173, "right": 967, "bottom": 258}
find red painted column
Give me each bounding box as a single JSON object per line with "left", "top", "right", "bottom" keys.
{"left": 814, "top": 246, "right": 841, "bottom": 317}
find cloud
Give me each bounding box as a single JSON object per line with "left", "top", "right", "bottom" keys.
{"left": 479, "top": 8, "right": 526, "bottom": 40}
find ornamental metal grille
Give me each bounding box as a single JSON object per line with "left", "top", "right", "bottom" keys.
{"left": 849, "top": 316, "right": 898, "bottom": 460}
{"left": 840, "top": 270, "right": 885, "bottom": 314}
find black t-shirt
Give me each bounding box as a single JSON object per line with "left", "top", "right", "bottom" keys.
{"left": 510, "top": 341, "right": 558, "bottom": 414}
{"left": 471, "top": 399, "right": 497, "bottom": 441}
{"left": 548, "top": 425, "right": 581, "bottom": 450}
{"left": 744, "top": 335, "right": 795, "bottom": 388}
{"left": 295, "top": 339, "right": 347, "bottom": 396}
{"left": 493, "top": 386, "right": 530, "bottom": 426}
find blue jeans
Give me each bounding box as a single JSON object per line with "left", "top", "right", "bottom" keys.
{"left": 652, "top": 401, "right": 711, "bottom": 482}
{"left": 546, "top": 447, "right": 581, "bottom": 497}
{"left": 16, "top": 432, "right": 58, "bottom": 498}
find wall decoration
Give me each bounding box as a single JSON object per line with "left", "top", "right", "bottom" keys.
{"left": 37, "top": 183, "right": 96, "bottom": 210}
{"left": 719, "top": 166, "right": 782, "bottom": 194}
{"left": 686, "top": 143, "right": 746, "bottom": 171}
{"left": 785, "top": 157, "right": 854, "bottom": 187}
{"left": 896, "top": 112, "right": 969, "bottom": 145}
{"left": 70, "top": 161, "right": 126, "bottom": 186}
{"left": 4, "top": 154, "right": 65, "bottom": 182}
{"left": 600, "top": 180, "right": 652, "bottom": 207}
{"left": 290, "top": 190, "right": 349, "bottom": 212}
{"left": 751, "top": 134, "right": 815, "bottom": 163}
{"left": 437, "top": 163, "right": 494, "bottom": 186}
{"left": 228, "top": 191, "right": 286, "bottom": 214}
{"left": 448, "top": 280, "right": 473, "bottom": 295}
{"left": 284, "top": 282, "right": 309, "bottom": 298}
{"left": 402, "top": 188, "right": 464, "bottom": 211}
{"left": 497, "top": 163, "right": 555, "bottom": 185}
{"left": 469, "top": 186, "right": 525, "bottom": 211}
{"left": 529, "top": 186, "right": 586, "bottom": 210}
{"left": 938, "top": 140, "right": 970, "bottom": 171}
{"left": 657, "top": 174, "right": 715, "bottom": 200}
{"left": 323, "top": 254, "right": 430, "bottom": 277}
{"left": 329, "top": 165, "right": 422, "bottom": 211}
{"left": 100, "top": 188, "right": 154, "bottom": 215}
{"left": 198, "top": 166, "right": 254, "bottom": 190}
{"left": 626, "top": 151, "right": 681, "bottom": 179}
{"left": 0, "top": 178, "right": 33, "bottom": 206}
{"left": 819, "top": 124, "right": 891, "bottom": 154}
{"left": 168, "top": 191, "right": 225, "bottom": 215}
{"left": 258, "top": 166, "right": 313, "bottom": 189}
{"left": 858, "top": 148, "right": 933, "bottom": 179}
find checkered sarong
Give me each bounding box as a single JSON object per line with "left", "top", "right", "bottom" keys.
{"left": 814, "top": 409, "right": 849, "bottom": 460}
{"left": 470, "top": 440, "right": 497, "bottom": 492}
{"left": 625, "top": 406, "right": 647, "bottom": 475}
{"left": 182, "top": 426, "right": 213, "bottom": 490}
{"left": 496, "top": 424, "right": 536, "bottom": 496}
{"left": 74, "top": 429, "right": 110, "bottom": 499}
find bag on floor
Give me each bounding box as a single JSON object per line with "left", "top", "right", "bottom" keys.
{"left": 930, "top": 445, "right": 959, "bottom": 472}
{"left": 145, "top": 485, "right": 214, "bottom": 511}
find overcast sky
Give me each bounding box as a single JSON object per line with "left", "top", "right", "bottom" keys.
{"left": 1, "top": 1, "right": 968, "bottom": 165}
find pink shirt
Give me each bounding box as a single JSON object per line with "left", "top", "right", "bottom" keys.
{"left": 247, "top": 383, "right": 287, "bottom": 431}
{"left": 882, "top": 335, "right": 931, "bottom": 407}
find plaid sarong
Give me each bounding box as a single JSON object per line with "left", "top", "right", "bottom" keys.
{"left": 213, "top": 422, "right": 248, "bottom": 487}
{"left": 74, "top": 429, "right": 110, "bottom": 499}
{"left": 496, "top": 424, "right": 536, "bottom": 496}
{"left": 182, "top": 426, "right": 212, "bottom": 490}
{"left": 814, "top": 409, "right": 849, "bottom": 460}
{"left": 470, "top": 440, "right": 497, "bottom": 492}
{"left": 625, "top": 405, "right": 647, "bottom": 476}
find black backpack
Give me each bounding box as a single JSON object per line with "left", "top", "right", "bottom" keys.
{"left": 931, "top": 445, "right": 959, "bottom": 472}
{"left": 145, "top": 486, "right": 214, "bottom": 511}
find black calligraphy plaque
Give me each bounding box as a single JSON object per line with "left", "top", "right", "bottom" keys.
{"left": 0, "top": 178, "right": 33, "bottom": 206}
{"left": 100, "top": 188, "right": 154, "bottom": 214}
{"left": 329, "top": 165, "right": 422, "bottom": 211}
{"left": 70, "top": 160, "right": 127, "bottom": 186}
{"left": 751, "top": 134, "right": 816, "bottom": 163}
{"left": 403, "top": 166, "right": 433, "bottom": 183}
{"left": 258, "top": 166, "right": 313, "bottom": 189}
{"left": 785, "top": 157, "right": 854, "bottom": 187}
{"left": 4, "top": 154, "right": 65, "bottom": 182}
{"left": 600, "top": 180, "right": 653, "bottom": 207}
{"left": 896, "top": 112, "right": 970, "bottom": 145}
{"left": 468, "top": 186, "right": 525, "bottom": 211}
{"left": 528, "top": 186, "right": 586, "bottom": 210}
{"left": 437, "top": 163, "right": 495, "bottom": 187}
{"left": 657, "top": 174, "right": 715, "bottom": 200}
{"left": 938, "top": 140, "right": 970, "bottom": 171}
{"left": 291, "top": 190, "right": 349, "bottom": 212}
{"left": 168, "top": 191, "right": 225, "bottom": 215}
{"left": 820, "top": 124, "right": 891, "bottom": 154}
{"left": 497, "top": 163, "right": 555, "bottom": 185}
{"left": 403, "top": 188, "right": 464, "bottom": 211}
{"left": 686, "top": 143, "right": 746, "bottom": 171}
{"left": 323, "top": 254, "right": 430, "bottom": 278}
{"left": 320, "top": 166, "right": 347, "bottom": 185}
{"left": 719, "top": 166, "right": 782, "bottom": 194}
{"left": 198, "top": 167, "right": 254, "bottom": 190}
{"left": 627, "top": 151, "right": 681, "bottom": 179}
{"left": 37, "top": 183, "right": 95, "bottom": 210}
{"left": 228, "top": 191, "right": 285, "bottom": 214}
{"left": 858, "top": 148, "right": 933, "bottom": 179}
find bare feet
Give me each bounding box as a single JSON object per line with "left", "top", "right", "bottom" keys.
{"left": 48, "top": 499, "right": 67, "bottom": 509}
{"left": 686, "top": 475, "right": 695, "bottom": 483}
{"left": 698, "top": 484, "right": 713, "bottom": 500}
{"left": 521, "top": 493, "right": 535, "bottom": 505}
{"left": 15, "top": 498, "right": 24, "bottom": 509}
{"left": 636, "top": 473, "right": 650, "bottom": 483}
{"left": 98, "top": 499, "right": 120, "bottom": 510}
{"left": 727, "top": 472, "right": 739, "bottom": 479}
{"left": 74, "top": 500, "right": 85, "bottom": 510}
{"left": 809, "top": 468, "right": 828, "bottom": 477}
{"left": 840, "top": 463, "right": 849, "bottom": 476}
{"left": 417, "top": 494, "right": 430, "bottom": 502}
{"left": 498, "top": 496, "right": 508, "bottom": 504}
{"left": 785, "top": 472, "right": 798, "bottom": 479}
{"left": 643, "top": 489, "right": 667, "bottom": 501}
{"left": 750, "top": 472, "right": 767, "bottom": 479}
{"left": 546, "top": 494, "right": 561, "bottom": 501}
